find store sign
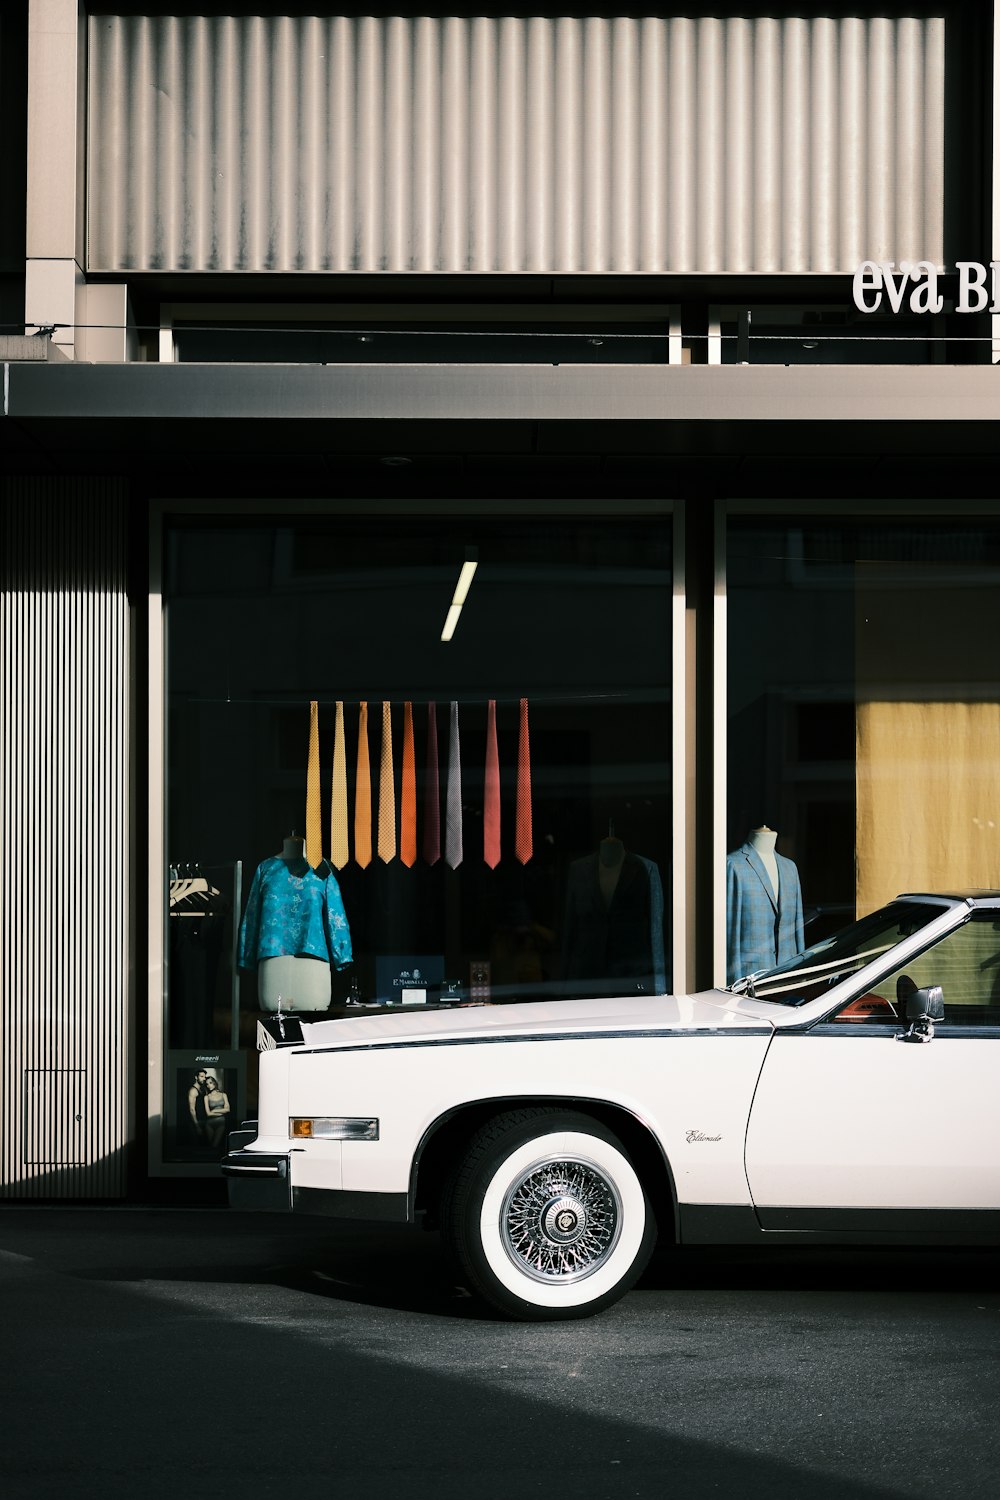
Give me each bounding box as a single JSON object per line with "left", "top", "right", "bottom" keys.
{"left": 853, "top": 260, "right": 1000, "bottom": 314}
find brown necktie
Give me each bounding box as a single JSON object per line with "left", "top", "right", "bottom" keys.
{"left": 400, "top": 701, "right": 416, "bottom": 867}
{"left": 515, "top": 697, "right": 533, "bottom": 863}
{"left": 330, "top": 700, "right": 349, "bottom": 869}
{"left": 484, "top": 698, "right": 501, "bottom": 868}
{"left": 378, "top": 699, "right": 396, "bottom": 862}
{"left": 354, "top": 701, "right": 372, "bottom": 868}
{"left": 306, "top": 699, "right": 323, "bottom": 868}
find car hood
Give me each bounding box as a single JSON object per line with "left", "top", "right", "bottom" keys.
{"left": 289, "top": 989, "right": 768, "bottom": 1051}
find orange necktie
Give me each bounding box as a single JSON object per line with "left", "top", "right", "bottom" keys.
{"left": 515, "top": 697, "right": 533, "bottom": 863}
{"left": 400, "top": 701, "right": 417, "bottom": 867}
{"left": 306, "top": 700, "right": 323, "bottom": 868}
{"left": 378, "top": 700, "right": 396, "bottom": 862}
{"left": 484, "top": 698, "right": 501, "bottom": 868}
{"left": 354, "top": 701, "right": 372, "bottom": 868}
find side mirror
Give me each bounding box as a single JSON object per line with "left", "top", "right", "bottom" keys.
{"left": 905, "top": 986, "right": 944, "bottom": 1023}
{"left": 897, "top": 984, "right": 944, "bottom": 1043}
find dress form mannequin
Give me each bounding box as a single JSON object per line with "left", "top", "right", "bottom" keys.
{"left": 258, "top": 955, "right": 331, "bottom": 1011}
{"left": 747, "top": 825, "right": 779, "bottom": 901}
{"left": 257, "top": 831, "right": 332, "bottom": 1012}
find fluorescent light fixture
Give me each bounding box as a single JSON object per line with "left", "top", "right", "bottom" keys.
{"left": 440, "top": 555, "right": 478, "bottom": 642}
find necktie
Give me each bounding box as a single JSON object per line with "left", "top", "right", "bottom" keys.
{"left": 484, "top": 698, "right": 501, "bottom": 868}
{"left": 400, "top": 701, "right": 416, "bottom": 867}
{"left": 306, "top": 700, "right": 323, "bottom": 868}
{"left": 355, "top": 701, "right": 372, "bottom": 868}
{"left": 423, "top": 701, "right": 441, "bottom": 864}
{"left": 445, "top": 700, "right": 463, "bottom": 868}
{"left": 515, "top": 697, "right": 533, "bottom": 863}
{"left": 330, "top": 700, "right": 349, "bottom": 869}
{"left": 378, "top": 699, "right": 396, "bottom": 862}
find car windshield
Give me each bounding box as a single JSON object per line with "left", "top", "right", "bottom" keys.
{"left": 728, "top": 900, "right": 949, "bottom": 1005}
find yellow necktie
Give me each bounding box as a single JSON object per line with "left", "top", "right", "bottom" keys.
{"left": 378, "top": 700, "right": 396, "bottom": 862}
{"left": 330, "top": 700, "right": 349, "bottom": 869}
{"left": 306, "top": 700, "right": 323, "bottom": 868}
{"left": 355, "top": 701, "right": 372, "bottom": 868}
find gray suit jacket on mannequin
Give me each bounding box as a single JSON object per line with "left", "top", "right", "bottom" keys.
{"left": 725, "top": 843, "right": 805, "bottom": 985}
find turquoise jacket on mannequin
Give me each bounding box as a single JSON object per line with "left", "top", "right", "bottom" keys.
{"left": 238, "top": 856, "right": 353, "bottom": 970}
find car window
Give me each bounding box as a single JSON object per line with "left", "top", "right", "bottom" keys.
{"left": 833, "top": 913, "right": 1000, "bottom": 1025}
{"left": 733, "top": 899, "right": 945, "bottom": 1005}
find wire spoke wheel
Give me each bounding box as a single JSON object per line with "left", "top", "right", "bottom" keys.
{"left": 501, "top": 1156, "right": 622, "bottom": 1284}
{"left": 444, "top": 1109, "right": 656, "bottom": 1320}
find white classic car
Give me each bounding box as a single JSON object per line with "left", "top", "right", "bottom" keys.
{"left": 223, "top": 892, "right": 1000, "bottom": 1320}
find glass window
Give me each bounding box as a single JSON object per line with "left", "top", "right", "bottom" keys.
{"left": 729, "top": 899, "right": 946, "bottom": 1006}
{"left": 833, "top": 913, "right": 1000, "bottom": 1026}
{"left": 726, "top": 518, "right": 1000, "bottom": 987}
{"left": 163, "top": 513, "right": 671, "bottom": 1144}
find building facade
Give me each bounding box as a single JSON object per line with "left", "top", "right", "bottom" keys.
{"left": 3, "top": 1, "right": 1000, "bottom": 1195}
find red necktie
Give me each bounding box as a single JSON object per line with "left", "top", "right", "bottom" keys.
{"left": 515, "top": 696, "right": 532, "bottom": 863}
{"left": 423, "top": 701, "right": 440, "bottom": 864}
{"left": 484, "top": 698, "right": 501, "bottom": 868}
{"left": 400, "top": 701, "right": 416, "bottom": 867}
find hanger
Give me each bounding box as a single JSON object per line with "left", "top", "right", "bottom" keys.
{"left": 169, "top": 862, "right": 221, "bottom": 913}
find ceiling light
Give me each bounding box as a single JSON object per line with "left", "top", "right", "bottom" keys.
{"left": 441, "top": 552, "right": 478, "bottom": 642}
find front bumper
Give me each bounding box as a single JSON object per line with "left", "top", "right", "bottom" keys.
{"left": 221, "top": 1148, "right": 292, "bottom": 1212}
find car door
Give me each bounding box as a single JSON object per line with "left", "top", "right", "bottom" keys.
{"left": 744, "top": 911, "right": 1000, "bottom": 1230}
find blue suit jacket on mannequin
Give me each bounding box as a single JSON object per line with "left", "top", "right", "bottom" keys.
{"left": 725, "top": 843, "right": 804, "bottom": 985}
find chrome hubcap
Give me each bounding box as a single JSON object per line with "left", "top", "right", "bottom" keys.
{"left": 500, "top": 1156, "right": 622, "bottom": 1284}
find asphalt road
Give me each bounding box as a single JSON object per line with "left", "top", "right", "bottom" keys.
{"left": 1, "top": 1207, "right": 998, "bottom": 1500}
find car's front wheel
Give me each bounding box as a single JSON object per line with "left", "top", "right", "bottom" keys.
{"left": 443, "top": 1109, "right": 655, "bottom": 1320}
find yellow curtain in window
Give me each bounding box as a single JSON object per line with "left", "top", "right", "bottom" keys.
{"left": 856, "top": 699, "right": 1000, "bottom": 916}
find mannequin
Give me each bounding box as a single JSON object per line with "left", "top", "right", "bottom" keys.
{"left": 563, "top": 822, "right": 664, "bottom": 993}
{"left": 725, "top": 824, "right": 804, "bottom": 985}
{"left": 258, "top": 955, "right": 331, "bottom": 1011}
{"left": 747, "top": 825, "right": 779, "bottom": 901}
{"left": 238, "top": 831, "right": 352, "bottom": 1012}
{"left": 598, "top": 830, "right": 626, "bottom": 906}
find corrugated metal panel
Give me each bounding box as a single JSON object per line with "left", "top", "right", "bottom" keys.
{"left": 0, "top": 481, "right": 130, "bottom": 1198}
{"left": 86, "top": 12, "right": 946, "bottom": 275}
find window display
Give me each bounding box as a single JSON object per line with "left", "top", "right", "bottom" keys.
{"left": 727, "top": 518, "right": 1000, "bottom": 980}
{"left": 163, "top": 513, "right": 672, "bottom": 1128}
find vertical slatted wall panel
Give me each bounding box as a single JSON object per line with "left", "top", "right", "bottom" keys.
{"left": 86, "top": 12, "right": 946, "bottom": 275}
{"left": 0, "top": 481, "right": 129, "bottom": 1198}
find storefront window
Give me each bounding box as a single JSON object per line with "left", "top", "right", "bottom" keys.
{"left": 163, "top": 513, "right": 671, "bottom": 1149}
{"left": 726, "top": 517, "right": 1000, "bottom": 986}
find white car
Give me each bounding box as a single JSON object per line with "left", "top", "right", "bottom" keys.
{"left": 223, "top": 892, "right": 1000, "bottom": 1320}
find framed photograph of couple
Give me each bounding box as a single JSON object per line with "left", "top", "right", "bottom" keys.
{"left": 165, "top": 1050, "right": 246, "bottom": 1163}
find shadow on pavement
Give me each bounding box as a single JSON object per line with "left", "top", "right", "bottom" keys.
{"left": 1, "top": 1209, "right": 999, "bottom": 1500}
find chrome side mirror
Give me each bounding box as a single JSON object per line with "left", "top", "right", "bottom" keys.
{"left": 896, "top": 985, "right": 944, "bottom": 1043}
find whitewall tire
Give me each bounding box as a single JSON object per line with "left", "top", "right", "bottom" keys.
{"left": 444, "top": 1110, "right": 655, "bottom": 1321}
